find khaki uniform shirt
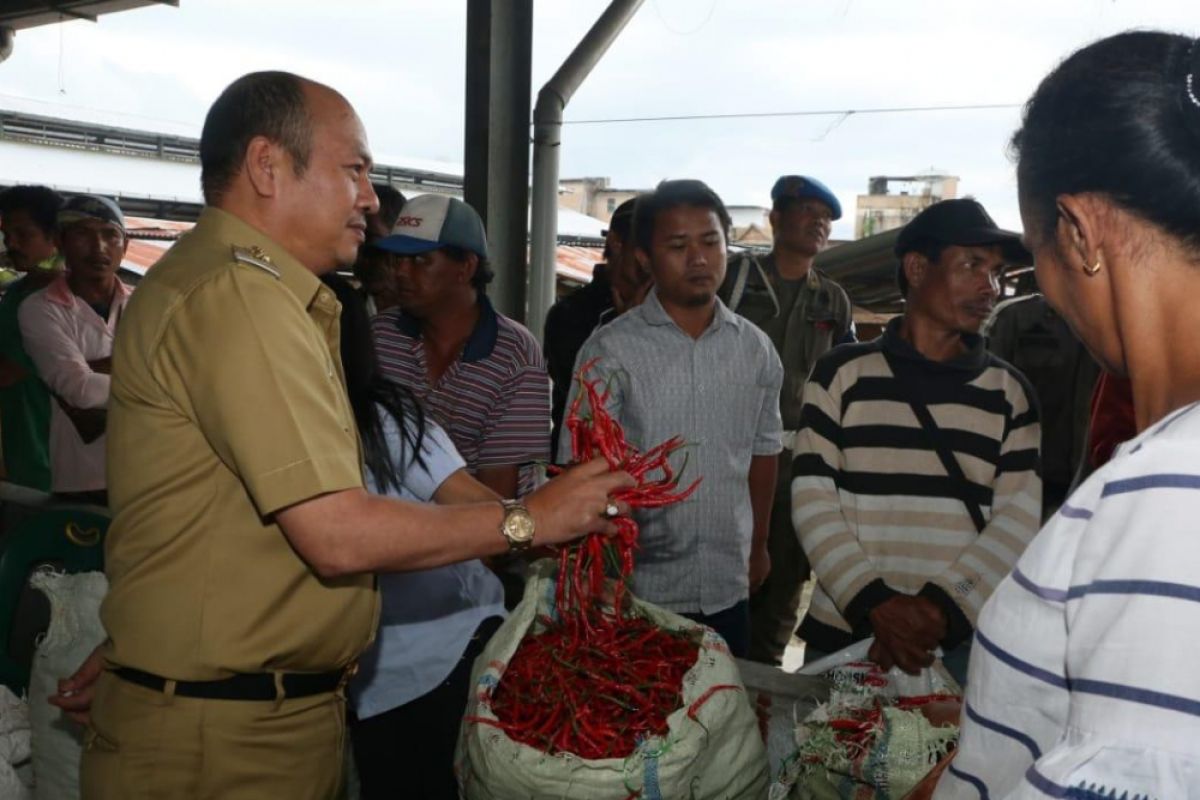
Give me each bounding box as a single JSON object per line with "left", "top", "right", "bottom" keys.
{"left": 720, "top": 252, "right": 852, "bottom": 431}
{"left": 101, "top": 207, "right": 376, "bottom": 680}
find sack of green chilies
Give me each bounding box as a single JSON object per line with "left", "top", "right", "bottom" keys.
{"left": 455, "top": 561, "right": 769, "bottom": 799}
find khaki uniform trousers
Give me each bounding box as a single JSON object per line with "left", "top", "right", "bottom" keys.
{"left": 81, "top": 670, "right": 346, "bottom": 800}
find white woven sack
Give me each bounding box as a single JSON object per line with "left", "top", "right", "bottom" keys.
{"left": 456, "top": 561, "right": 768, "bottom": 800}
{"left": 27, "top": 569, "right": 108, "bottom": 800}
{"left": 0, "top": 685, "right": 32, "bottom": 800}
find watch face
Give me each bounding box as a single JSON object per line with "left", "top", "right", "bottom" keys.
{"left": 506, "top": 510, "right": 535, "bottom": 543}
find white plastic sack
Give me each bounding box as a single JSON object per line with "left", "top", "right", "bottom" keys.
{"left": 456, "top": 561, "right": 769, "bottom": 799}
{"left": 0, "top": 685, "right": 32, "bottom": 800}
{"left": 27, "top": 569, "right": 108, "bottom": 800}
{"left": 735, "top": 658, "right": 829, "bottom": 778}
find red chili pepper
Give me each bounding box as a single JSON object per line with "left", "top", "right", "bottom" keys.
{"left": 486, "top": 360, "right": 708, "bottom": 760}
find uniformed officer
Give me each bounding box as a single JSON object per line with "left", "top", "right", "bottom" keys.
{"left": 52, "top": 71, "right": 630, "bottom": 800}
{"left": 719, "top": 174, "right": 853, "bottom": 666}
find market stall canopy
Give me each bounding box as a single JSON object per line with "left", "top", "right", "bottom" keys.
{"left": 814, "top": 227, "right": 904, "bottom": 314}
{"left": 0, "top": 1, "right": 175, "bottom": 31}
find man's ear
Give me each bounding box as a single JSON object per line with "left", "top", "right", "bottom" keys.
{"left": 460, "top": 252, "right": 479, "bottom": 286}
{"left": 243, "top": 136, "right": 284, "bottom": 199}
{"left": 902, "top": 251, "right": 928, "bottom": 293}
{"left": 635, "top": 246, "right": 652, "bottom": 275}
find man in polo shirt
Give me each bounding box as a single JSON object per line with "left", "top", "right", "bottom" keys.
{"left": 560, "top": 179, "right": 784, "bottom": 657}
{"left": 720, "top": 174, "right": 854, "bottom": 665}
{"left": 372, "top": 194, "right": 550, "bottom": 501}
{"left": 53, "top": 72, "right": 629, "bottom": 799}
{"left": 19, "top": 194, "right": 132, "bottom": 505}
{"left": 791, "top": 198, "right": 1041, "bottom": 683}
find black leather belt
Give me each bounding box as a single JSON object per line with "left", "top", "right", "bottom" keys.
{"left": 112, "top": 665, "right": 350, "bottom": 701}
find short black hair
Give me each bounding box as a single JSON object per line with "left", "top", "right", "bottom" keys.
{"left": 200, "top": 71, "right": 314, "bottom": 205}
{"left": 633, "top": 179, "right": 732, "bottom": 255}
{"left": 1013, "top": 31, "right": 1200, "bottom": 254}
{"left": 442, "top": 245, "right": 494, "bottom": 291}
{"left": 0, "top": 185, "right": 63, "bottom": 237}
{"left": 896, "top": 239, "right": 950, "bottom": 298}
{"left": 372, "top": 183, "right": 407, "bottom": 235}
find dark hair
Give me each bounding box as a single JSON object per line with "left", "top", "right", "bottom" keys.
{"left": 1012, "top": 31, "right": 1200, "bottom": 253}
{"left": 372, "top": 183, "right": 407, "bottom": 235}
{"left": 896, "top": 239, "right": 950, "bottom": 297}
{"left": 200, "top": 71, "right": 314, "bottom": 205}
{"left": 633, "top": 179, "right": 732, "bottom": 255}
{"left": 442, "top": 245, "right": 494, "bottom": 291}
{"left": 0, "top": 185, "right": 63, "bottom": 236}
{"left": 321, "top": 273, "right": 426, "bottom": 493}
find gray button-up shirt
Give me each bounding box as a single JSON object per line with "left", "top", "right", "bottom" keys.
{"left": 558, "top": 290, "right": 784, "bottom": 614}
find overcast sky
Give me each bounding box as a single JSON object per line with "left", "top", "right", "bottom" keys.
{"left": 1, "top": 0, "right": 1197, "bottom": 237}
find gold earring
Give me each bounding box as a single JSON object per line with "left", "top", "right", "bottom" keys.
{"left": 1083, "top": 255, "right": 1102, "bottom": 275}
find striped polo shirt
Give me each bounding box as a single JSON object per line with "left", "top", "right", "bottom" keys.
{"left": 792, "top": 318, "right": 1042, "bottom": 653}
{"left": 372, "top": 295, "right": 550, "bottom": 496}
{"left": 939, "top": 402, "right": 1200, "bottom": 800}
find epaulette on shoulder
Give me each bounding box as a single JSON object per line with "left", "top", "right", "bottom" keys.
{"left": 230, "top": 245, "right": 281, "bottom": 279}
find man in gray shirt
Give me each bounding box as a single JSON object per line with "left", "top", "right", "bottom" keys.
{"left": 560, "top": 179, "right": 784, "bottom": 657}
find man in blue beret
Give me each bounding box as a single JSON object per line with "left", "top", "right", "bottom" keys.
{"left": 719, "top": 174, "right": 853, "bottom": 665}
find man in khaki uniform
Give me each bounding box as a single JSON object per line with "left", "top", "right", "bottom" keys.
{"left": 52, "top": 71, "right": 629, "bottom": 800}
{"left": 719, "top": 174, "right": 853, "bottom": 665}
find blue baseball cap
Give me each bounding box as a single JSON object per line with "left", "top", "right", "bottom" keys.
{"left": 770, "top": 175, "right": 842, "bottom": 220}
{"left": 373, "top": 194, "right": 489, "bottom": 259}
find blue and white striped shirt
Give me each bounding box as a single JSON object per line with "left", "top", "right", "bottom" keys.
{"left": 937, "top": 402, "right": 1200, "bottom": 800}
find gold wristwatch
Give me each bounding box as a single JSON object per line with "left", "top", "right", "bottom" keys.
{"left": 499, "top": 499, "right": 535, "bottom": 552}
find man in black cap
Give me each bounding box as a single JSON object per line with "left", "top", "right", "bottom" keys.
{"left": 545, "top": 196, "right": 648, "bottom": 456}
{"left": 719, "top": 175, "right": 853, "bottom": 665}
{"left": 790, "top": 198, "right": 1042, "bottom": 683}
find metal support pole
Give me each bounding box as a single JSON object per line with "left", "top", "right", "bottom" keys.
{"left": 463, "top": 0, "right": 491, "bottom": 227}
{"left": 485, "top": 0, "right": 533, "bottom": 322}
{"left": 526, "top": 0, "right": 644, "bottom": 339}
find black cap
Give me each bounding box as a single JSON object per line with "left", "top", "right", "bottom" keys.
{"left": 894, "top": 198, "right": 1032, "bottom": 265}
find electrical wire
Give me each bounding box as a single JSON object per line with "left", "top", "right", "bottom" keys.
{"left": 562, "top": 102, "right": 1021, "bottom": 126}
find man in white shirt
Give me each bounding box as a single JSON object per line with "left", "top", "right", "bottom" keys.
{"left": 18, "top": 194, "right": 131, "bottom": 505}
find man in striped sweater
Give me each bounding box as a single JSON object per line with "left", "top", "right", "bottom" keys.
{"left": 791, "top": 199, "right": 1042, "bottom": 682}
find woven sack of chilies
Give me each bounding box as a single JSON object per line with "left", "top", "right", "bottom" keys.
{"left": 455, "top": 561, "right": 768, "bottom": 799}
{"left": 455, "top": 360, "right": 768, "bottom": 798}
{"left": 769, "top": 656, "right": 960, "bottom": 800}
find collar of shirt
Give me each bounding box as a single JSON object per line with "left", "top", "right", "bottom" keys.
{"left": 639, "top": 288, "right": 739, "bottom": 337}
{"left": 391, "top": 294, "right": 500, "bottom": 364}
{"left": 762, "top": 252, "right": 822, "bottom": 290}
{"left": 880, "top": 315, "right": 987, "bottom": 375}
{"left": 43, "top": 273, "right": 132, "bottom": 311}
{"left": 194, "top": 207, "right": 329, "bottom": 313}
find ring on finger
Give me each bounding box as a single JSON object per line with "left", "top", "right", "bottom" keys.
{"left": 604, "top": 502, "right": 620, "bottom": 518}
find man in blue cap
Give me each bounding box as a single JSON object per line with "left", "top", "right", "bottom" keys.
{"left": 720, "top": 174, "right": 853, "bottom": 665}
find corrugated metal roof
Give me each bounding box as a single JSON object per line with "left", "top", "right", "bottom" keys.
{"left": 118, "top": 216, "right": 604, "bottom": 284}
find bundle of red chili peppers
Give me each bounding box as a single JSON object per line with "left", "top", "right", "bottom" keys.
{"left": 484, "top": 359, "right": 706, "bottom": 760}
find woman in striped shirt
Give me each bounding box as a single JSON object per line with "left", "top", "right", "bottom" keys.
{"left": 931, "top": 31, "right": 1200, "bottom": 800}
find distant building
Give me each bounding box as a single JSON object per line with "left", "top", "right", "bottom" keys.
{"left": 854, "top": 173, "right": 959, "bottom": 239}
{"left": 727, "top": 205, "right": 772, "bottom": 247}
{"left": 558, "top": 177, "right": 640, "bottom": 222}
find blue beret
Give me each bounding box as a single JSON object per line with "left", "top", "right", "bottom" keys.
{"left": 770, "top": 175, "right": 842, "bottom": 220}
